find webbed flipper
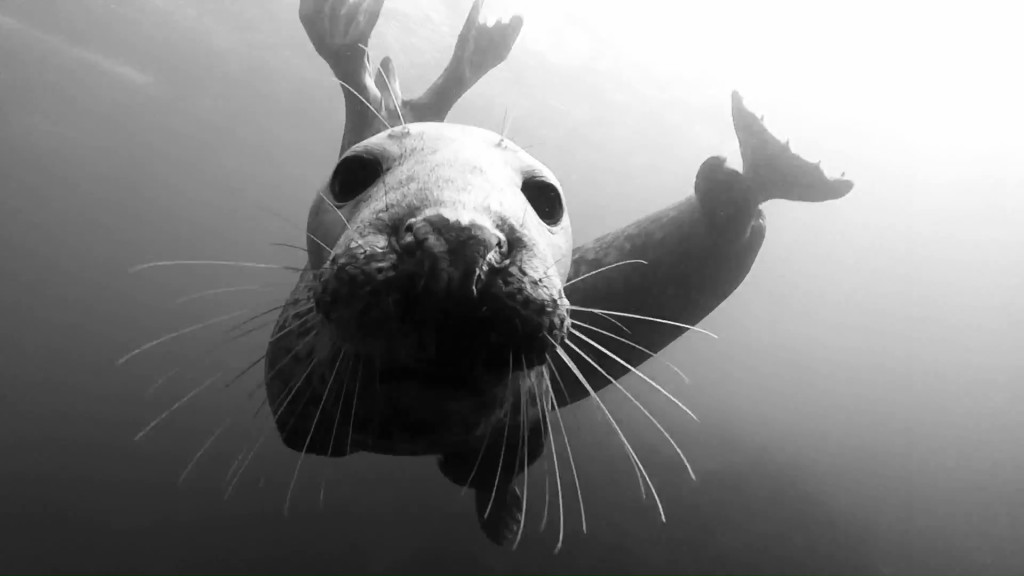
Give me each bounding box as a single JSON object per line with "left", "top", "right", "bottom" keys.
{"left": 437, "top": 414, "right": 548, "bottom": 546}
{"left": 731, "top": 91, "right": 854, "bottom": 203}
{"left": 474, "top": 483, "right": 523, "bottom": 546}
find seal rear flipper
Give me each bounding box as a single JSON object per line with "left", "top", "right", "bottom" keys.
{"left": 474, "top": 484, "right": 523, "bottom": 546}
{"left": 731, "top": 91, "right": 854, "bottom": 203}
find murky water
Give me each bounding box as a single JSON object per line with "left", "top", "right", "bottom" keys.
{"left": 2, "top": 1, "right": 1022, "bottom": 573}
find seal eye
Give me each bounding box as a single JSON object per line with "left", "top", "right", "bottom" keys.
{"left": 329, "top": 153, "right": 384, "bottom": 204}
{"left": 522, "top": 177, "right": 564, "bottom": 226}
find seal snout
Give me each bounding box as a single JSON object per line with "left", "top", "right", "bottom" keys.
{"left": 398, "top": 212, "right": 509, "bottom": 300}
{"left": 314, "top": 209, "right": 565, "bottom": 382}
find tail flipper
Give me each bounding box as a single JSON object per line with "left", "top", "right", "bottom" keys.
{"left": 731, "top": 90, "right": 854, "bottom": 203}
{"left": 474, "top": 484, "right": 523, "bottom": 546}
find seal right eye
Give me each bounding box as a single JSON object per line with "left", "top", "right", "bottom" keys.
{"left": 522, "top": 177, "right": 564, "bottom": 226}
{"left": 329, "top": 153, "right": 384, "bottom": 203}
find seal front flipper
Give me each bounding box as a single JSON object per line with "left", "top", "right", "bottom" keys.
{"left": 474, "top": 484, "right": 523, "bottom": 546}
{"left": 437, "top": 452, "right": 524, "bottom": 545}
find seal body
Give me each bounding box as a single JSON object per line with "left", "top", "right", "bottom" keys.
{"left": 263, "top": 100, "right": 852, "bottom": 547}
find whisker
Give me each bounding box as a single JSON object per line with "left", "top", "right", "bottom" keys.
{"left": 564, "top": 259, "right": 648, "bottom": 287}
{"left": 377, "top": 62, "right": 406, "bottom": 128}
{"left": 145, "top": 367, "right": 180, "bottom": 398}
{"left": 585, "top": 311, "right": 631, "bottom": 335}
{"left": 540, "top": 461, "right": 550, "bottom": 532}
{"left": 226, "top": 354, "right": 266, "bottom": 389}
{"left": 117, "top": 311, "right": 247, "bottom": 366}
{"left": 553, "top": 340, "right": 663, "bottom": 520}
{"left": 135, "top": 373, "right": 222, "bottom": 441}
{"left": 224, "top": 432, "right": 267, "bottom": 500}
{"left": 484, "top": 380, "right": 514, "bottom": 519}
{"left": 284, "top": 350, "right": 344, "bottom": 516}
{"left": 265, "top": 309, "right": 318, "bottom": 345}
{"left": 345, "top": 357, "right": 363, "bottom": 455}
{"left": 178, "top": 419, "right": 231, "bottom": 486}
{"left": 265, "top": 331, "right": 318, "bottom": 383}
{"left": 460, "top": 351, "right": 515, "bottom": 497}
{"left": 572, "top": 319, "right": 690, "bottom": 384}
{"left": 321, "top": 351, "right": 352, "bottom": 508}
{"left": 129, "top": 261, "right": 301, "bottom": 273}
{"left": 569, "top": 335, "right": 696, "bottom": 482}
{"left": 546, "top": 355, "right": 585, "bottom": 538}
{"left": 569, "top": 306, "right": 718, "bottom": 339}
{"left": 512, "top": 359, "right": 529, "bottom": 550}
{"left": 270, "top": 242, "right": 308, "bottom": 253}
{"left": 570, "top": 330, "right": 698, "bottom": 423}
{"left": 223, "top": 444, "right": 247, "bottom": 487}
{"left": 499, "top": 107, "right": 513, "bottom": 144}
{"left": 318, "top": 190, "right": 359, "bottom": 240}
{"left": 459, "top": 420, "right": 494, "bottom": 497}
{"left": 174, "top": 285, "right": 271, "bottom": 305}
{"left": 268, "top": 358, "right": 317, "bottom": 421}
{"left": 335, "top": 78, "right": 392, "bottom": 129}
{"left": 227, "top": 305, "right": 288, "bottom": 334}
{"left": 306, "top": 232, "right": 334, "bottom": 258}
{"left": 534, "top": 371, "right": 551, "bottom": 534}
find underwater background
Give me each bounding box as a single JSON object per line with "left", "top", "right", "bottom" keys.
{"left": 1, "top": 0, "right": 1022, "bottom": 573}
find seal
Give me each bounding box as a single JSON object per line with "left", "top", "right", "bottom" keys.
{"left": 265, "top": 0, "right": 855, "bottom": 548}
{"left": 267, "top": 121, "right": 573, "bottom": 544}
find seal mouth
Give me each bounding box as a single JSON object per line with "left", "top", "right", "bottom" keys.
{"left": 320, "top": 273, "right": 561, "bottom": 387}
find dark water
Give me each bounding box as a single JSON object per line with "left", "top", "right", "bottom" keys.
{"left": 2, "top": 1, "right": 1022, "bottom": 574}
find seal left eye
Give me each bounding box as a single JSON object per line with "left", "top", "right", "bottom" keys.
{"left": 329, "top": 153, "right": 384, "bottom": 203}
{"left": 522, "top": 177, "right": 564, "bottom": 226}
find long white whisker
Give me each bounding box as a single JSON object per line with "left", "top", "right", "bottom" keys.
{"left": 284, "top": 351, "right": 343, "bottom": 516}
{"left": 224, "top": 432, "right": 267, "bottom": 500}
{"left": 324, "top": 352, "right": 348, "bottom": 459}
{"left": 535, "top": 367, "right": 560, "bottom": 551}
{"left": 134, "top": 373, "right": 222, "bottom": 441}
{"left": 377, "top": 63, "right": 405, "bottom": 127}
{"left": 565, "top": 260, "right": 648, "bottom": 287}
{"left": 572, "top": 320, "right": 690, "bottom": 384}
{"left": 271, "top": 358, "right": 317, "bottom": 421}
{"left": 306, "top": 232, "right": 333, "bottom": 258}
{"left": 460, "top": 422, "right": 494, "bottom": 497}
{"left": 174, "top": 285, "right": 268, "bottom": 305}
{"left": 546, "top": 355, "right": 585, "bottom": 538}
{"left": 568, "top": 306, "right": 718, "bottom": 339}
{"left": 117, "top": 311, "right": 247, "bottom": 366}
{"left": 588, "top": 311, "right": 632, "bottom": 335}
{"left": 320, "top": 351, "right": 350, "bottom": 508}
{"left": 569, "top": 335, "right": 696, "bottom": 483}
{"left": 554, "top": 340, "right": 665, "bottom": 521}
{"left": 129, "top": 261, "right": 298, "bottom": 273}
{"left": 178, "top": 419, "right": 231, "bottom": 485}
{"left": 512, "top": 368, "right": 529, "bottom": 550}
{"left": 335, "top": 78, "right": 392, "bottom": 129}
{"left": 485, "top": 385, "right": 514, "bottom": 519}
{"left": 461, "top": 350, "right": 515, "bottom": 497}
{"left": 571, "top": 329, "right": 698, "bottom": 423}
{"left": 223, "top": 444, "right": 247, "bottom": 487}
{"left": 345, "top": 358, "right": 363, "bottom": 455}
{"left": 266, "top": 311, "right": 318, "bottom": 346}
{"left": 317, "top": 190, "right": 359, "bottom": 239}
{"left": 145, "top": 368, "right": 180, "bottom": 398}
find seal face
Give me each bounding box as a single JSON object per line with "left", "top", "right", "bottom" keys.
{"left": 276, "top": 122, "right": 573, "bottom": 455}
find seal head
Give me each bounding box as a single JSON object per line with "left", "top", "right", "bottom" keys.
{"left": 280, "top": 122, "right": 572, "bottom": 456}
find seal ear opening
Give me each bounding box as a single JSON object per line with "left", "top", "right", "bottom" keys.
{"left": 329, "top": 153, "right": 384, "bottom": 204}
